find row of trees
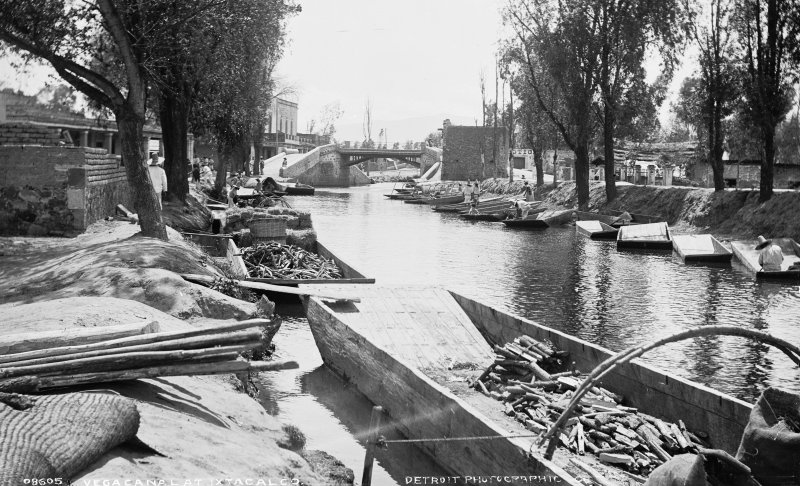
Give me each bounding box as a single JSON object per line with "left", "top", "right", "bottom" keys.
{"left": 0, "top": 0, "right": 297, "bottom": 239}
{"left": 502, "top": 0, "right": 800, "bottom": 209}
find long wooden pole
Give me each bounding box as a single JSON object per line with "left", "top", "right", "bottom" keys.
{"left": 0, "top": 345, "right": 257, "bottom": 378}
{"left": 0, "top": 319, "right": 272, "bottom": 365}
{"left": 361, "top": 405, "right": 383, "bottom": 486}
{"left": 37, "top": 358, "right": 300, "bottom": 389}
{"left": 0, "top": 320, "right": 160, "bottom": 355}
{"left": 2, "top": 329, "right": 264, "bottom": 368}
{"left": 180, "top": 273, "right": 361, "bottom": 302}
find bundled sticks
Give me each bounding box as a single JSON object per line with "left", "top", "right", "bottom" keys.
{"left": 472, "top": 335, "right": 710, "bottom": 476}
{"left": 0, "top": 319, "right": 297, "bottom": 392}
{"left": 242, "top": 242, "right": 343, "bottom": 280}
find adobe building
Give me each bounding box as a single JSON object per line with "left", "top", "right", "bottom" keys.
{"left": 441, "top": 120, "right": 509, "bottom": 181}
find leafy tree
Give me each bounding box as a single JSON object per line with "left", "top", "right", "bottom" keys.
{"left": 594, "top": 0, "right": 682, "bottom": 202}
{"left": 505, "top": 0, "right": 601, "bottom": 209}
{"left": 0, "top": 0, "right": 173, "bottom": 239}
{"left": 684, "top": 0, "right": 739, "bottom": 191}
{"left": 319, "top": 102, "right": 343, "bottom": 139}
{"left": 734, "top": 0, "right": 800, "bottom": 200}
{"left": 775, "top": 109, "right": 800, "bottom": 164}
{"left": 512, "top": 71, "right": 563, "bottom": 186}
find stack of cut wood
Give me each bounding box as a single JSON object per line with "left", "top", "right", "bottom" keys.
{"left": 472, "top": 335, "right": 710, "bottom": 477}
{"left": 242, "top": 242, "right": 343, "bottom": 280}
{"left": 0, "top": 319, "right": 297, "bottom": 393}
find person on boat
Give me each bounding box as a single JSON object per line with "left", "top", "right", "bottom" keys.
{"left": 522, "top": 181, "right": 533, "bottom": 202}
{"left": 228, "top": 186, "right": 239, "bottom": 208}
{"left": 756, "top": 235, "right": 784, "bottom": 272}
{"left": 255, "top": 178, "right": 263, "bottom": 192}
{"left": 471, "top": 182, "right": 480, "bottom": 206}
{"left": 464, "top": 179, "right": 472, "bottom": 198}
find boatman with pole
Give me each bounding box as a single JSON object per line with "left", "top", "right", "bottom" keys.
{"left": 756, "top": 235, "right": 784, "bottom": 272}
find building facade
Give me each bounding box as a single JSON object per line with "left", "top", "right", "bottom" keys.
{"left": 441, "top": 121, "right": 510, "bottom": 181}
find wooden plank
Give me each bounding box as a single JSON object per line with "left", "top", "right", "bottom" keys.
{"left": 180, "top": 274, "right": 361, "bottom": 302}
{"left": 0, "top": 321, "right": 160, "bottom": 356}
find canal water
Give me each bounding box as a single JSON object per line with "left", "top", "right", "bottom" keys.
{"left": 256, "top": 182, "right": 800, "bottom": 484}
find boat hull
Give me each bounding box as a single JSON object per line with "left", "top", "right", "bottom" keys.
{"left": 285, "top": 185, "right": 315, "bottom": 196}
{"left": 672, "top": 234, "right": 733, "bottom": 263}
{"left": 448, "top": 291, "right": 753, "bottom": 454}
{"left": 502, "top": 218, "right": 549, "bottom": 229}
{"left": 575, "top": 220, "right": 618, "bottom": 239}
{"left": 731, "top": 238, "right": 800, "bottom": 280}
{"left": 617, "top": 222, "right": 673, "bottom": 250}
{"left": 303, "top": 291, "right": 581, "bottom": 483}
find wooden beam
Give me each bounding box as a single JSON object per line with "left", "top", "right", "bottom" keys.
{"left": 180, "top": 273, "right": 361, "bottom": 302}
{"left": 38, "top": 359, "right": 300, "bottom": 389}
{"left": 0, "top": 319, "right": 272, "bottom": 365}
{"left": 0, "top": 321, "right": 160, "bottom": 356}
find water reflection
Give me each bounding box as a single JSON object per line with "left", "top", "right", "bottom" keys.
{"left": 287, "top": 184, "right": 800, "bottom": 403}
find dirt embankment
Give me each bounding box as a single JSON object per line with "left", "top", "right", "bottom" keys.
{"left": 0, "top": 220, "right": 354, "bottom": 484}
{"left": 483, "top": 179, "right": 800, "bottom": 241}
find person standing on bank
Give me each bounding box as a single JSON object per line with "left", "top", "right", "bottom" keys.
{"left": 756, "top": 235, "right": 784, "bottom": 272}
{"left": 148, "top": 155, "right": 168, "bottom": 210}
{"left": 522, "top": 181, "right": 533, "bottom": 201}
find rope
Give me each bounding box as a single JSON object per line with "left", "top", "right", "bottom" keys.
{"left": 378, "top": 432, "right": 543, "bottom": 445}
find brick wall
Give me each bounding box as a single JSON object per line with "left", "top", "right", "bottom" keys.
{"left": 442, "top": 126, "right": 509, "bottom": 181}
{"left": 0, "top": 122, "right": 61, "bottom": 146}
{"left": 0, "top": 146, "right": 130, "bottom": 235}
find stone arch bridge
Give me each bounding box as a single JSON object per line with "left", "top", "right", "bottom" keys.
{"left": 279, "top": 144, "right": 441, "bottom": 187}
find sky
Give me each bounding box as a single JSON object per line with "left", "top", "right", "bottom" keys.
{"left": 1, "top": 0, "right": 696, "bottom": 144}
{"left": 275, "top": 0, "right": 508, "bottom": 142}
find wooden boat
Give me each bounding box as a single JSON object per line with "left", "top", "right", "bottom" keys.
{"left": 302, "top": 286, "right": 752, "bottom": 482}
{"left": 405, "top": 194, "right": 465, "bottom": 206}
{"left": 572, "top": 211, "right": 626, "bottom": 227}
{"left": 672, "top": 234, "right": 733, "bottom": 263}
{"left": 604, "top": 209, "right": 664, "bottom": 226}
{"left": 229, "top": 239, "right": 374, "bottom": 286}
{"left": 284, "top": 182, "right": 315, "bottom": 196}
{"left": 730, "top": 238, "right": 800, "bottom": 279}
{"left": 502, "top": 215, "right": 548, "bottom": 229}
{"left": 575, "top": 220, "right": 618, "bottom": 239}
{"left": 459, "top": 212, "right": 503, "bottom": 222}
{"left": 617, "top": 222, "right": 672, "bottom": 250}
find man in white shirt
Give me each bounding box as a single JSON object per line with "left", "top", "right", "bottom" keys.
{"left": 756, "top": 235, "right": 784, "bottom": 272}
{"left": 148, "top": 155, "right": 168, "bottom": 210}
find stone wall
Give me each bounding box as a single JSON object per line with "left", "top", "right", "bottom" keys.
{"left": 693, "top": 160, "right": 800, "bottom": 189}
{"left": 0, "top": 146, "right": 130, "bottom": 235}
{"left": 284, "top": 144, "right": 371, "bottom": 187}
{"left": 0, "top": 122, "right": 61, "bottom": 146}
{"left": 442, "top": 126, "right": 509, "bottom": 181}
{"left": 421, "top": 146, "right": 441, "bottom": 176}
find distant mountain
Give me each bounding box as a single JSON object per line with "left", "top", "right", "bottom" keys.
{"left": 333, "top": 114, "right": 477, "bottom": 145}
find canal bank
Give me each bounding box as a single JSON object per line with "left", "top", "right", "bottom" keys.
{"left": 0, "top": 218, "right": 354, "bottom": 484}
{"left": 480, "top": 179, "right": 800, "bottom": 241}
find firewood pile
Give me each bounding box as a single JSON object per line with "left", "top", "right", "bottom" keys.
{"left": 473, "top": 335, "right": 710, "bottom": 477}
{"left": 242, "top": 242, "right": 343, "bottom": 280}
{"left": 0, "top": 319, "right": 296, "bottom": 394}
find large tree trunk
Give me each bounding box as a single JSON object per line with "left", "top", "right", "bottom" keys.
{"left": 710, "top": 99, "right": 726, "bottom": 192}
{"left": 760, "top": 127, "right": 775, "bottom": 201}
{"left": 603, "top": 102, "right": 617, "bottom": 202}
{"left": 117, "top": 108, "right": 167, "bottom": 240}
{"left": 575, "top": 141, "right": 590, "bottom": 210}
{"left": 533, "top": 143, "right": 544, "bottom": 187}
{"left": 214, "top": 144, "right": 232, "bottom": 196}
{"left": 159, "top": 93, "right": 190, "bottom": 202}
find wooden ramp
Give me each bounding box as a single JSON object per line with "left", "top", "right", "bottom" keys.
{"left": 303, "top": 285, "right": 494, "bottom": 370}
{"left": 617, "top": 222, "right": 672, "bottom": 250}
{"left": 672, "top": 234, "right": 732, "bottom": 263}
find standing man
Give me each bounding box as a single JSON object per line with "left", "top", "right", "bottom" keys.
{"left": 148, "top": 154, "right": 168, "bottom": 210}
{"left": 522, "top": 181, "right": 533, "bottom": 201}
{"left": 756, "top": 235, "right": 784, "bottom": 272}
